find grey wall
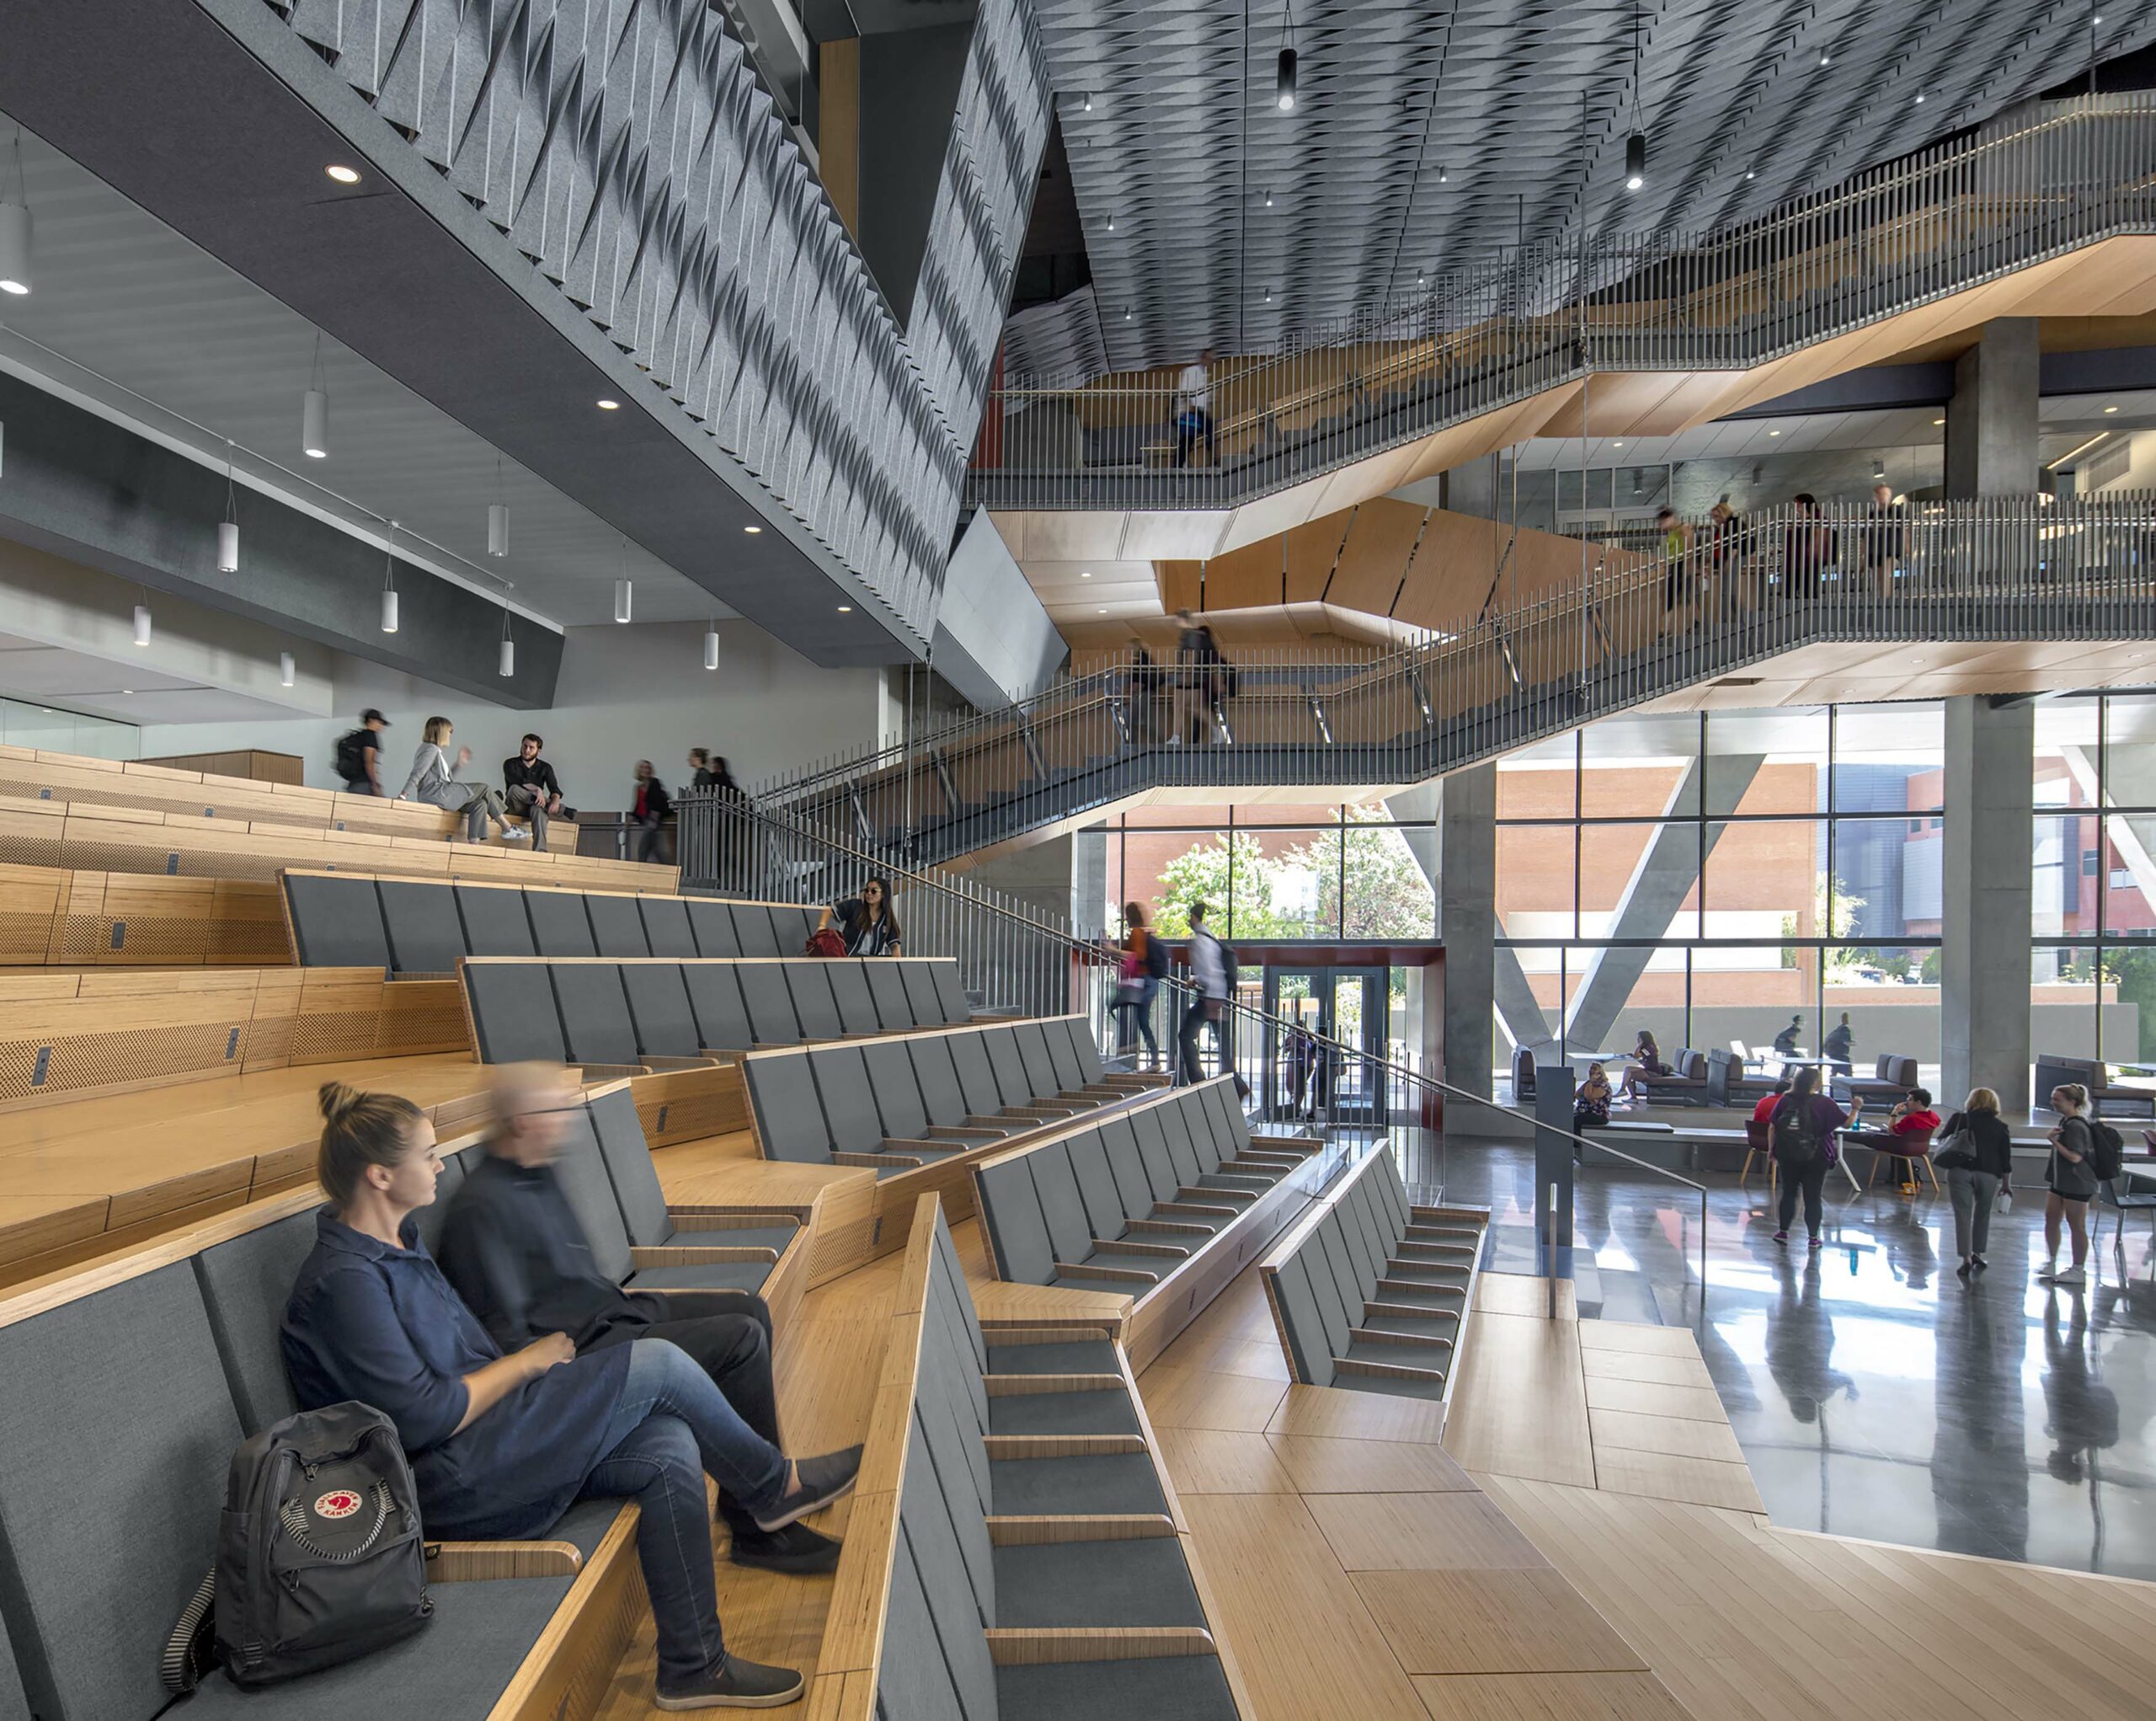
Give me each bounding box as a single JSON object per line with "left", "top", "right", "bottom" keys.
{"left": 134, "top": 620, "right": 886, "bottom": 809}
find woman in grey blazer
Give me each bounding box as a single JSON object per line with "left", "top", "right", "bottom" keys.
{"left": 398, "top": 715, "right": 519, "bottom": 843}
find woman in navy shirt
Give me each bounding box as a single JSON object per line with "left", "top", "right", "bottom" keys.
{"left": 284, "top": 1084, "right": 858, "bottom": 1710}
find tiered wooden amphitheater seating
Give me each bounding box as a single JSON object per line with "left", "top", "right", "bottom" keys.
{"left": 0, "top": 742, "right": 580, "bottom": 848}
{"left": 810, "top": 1196, "right": 1251, "bottom": 1718}
{"left": 0, "top": 964, "right": 478, "bottom": 1285}
{"left": 280, "top": 872, "right": 799, "bottom": 972}
{"left": 0, "top": 1080, "right": 820, "bottom": 1721}
{"left": 0, "top": 863, "right": 291, "bottom": 965}
{"left": 1257, "top": 1146, "right": 1490, "bottom": 1403}
{"left": 970, "top": 1077, "right": 1331, "bottom": 1369}
{"left": 0, "top": 746, "right": 668, "bottom": 895}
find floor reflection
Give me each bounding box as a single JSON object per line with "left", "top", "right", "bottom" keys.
{"left": 1430, "top": 1134, "right": 2156, "bottom": 1580}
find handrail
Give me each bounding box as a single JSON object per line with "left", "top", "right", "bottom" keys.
{"left": 678, "top": 794, "right": 1716, "bottom": 1291}
{"left": 970, "top": 93, "right": 2156, "bottom": 513}
{"left": 754, "top": 494, "right": 2156, "bottom": 863}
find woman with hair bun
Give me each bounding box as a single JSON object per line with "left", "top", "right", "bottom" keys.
{"left": 282, "top": 1083, "right": 859, "bottom": 1709}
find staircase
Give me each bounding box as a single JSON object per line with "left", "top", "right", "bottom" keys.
{"left": 696, "top": 496, "right": 2156, "bottom": 870}
{"left": 967, "top": 94, "right": 2156, "bottom": 517}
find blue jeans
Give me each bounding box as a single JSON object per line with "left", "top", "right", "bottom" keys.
{"left": 1113, "top": 977, "right": 1160, "bottom": 1061}
{"left": 575, "top": 1339, "right": 789, "bottom": 1686}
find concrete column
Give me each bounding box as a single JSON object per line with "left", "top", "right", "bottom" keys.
{"left": 1440, "top": 453, "right": 1501, "bottom": 520}
{"left": 1941, "top": 697, "right": 2034, "bottom": 1109}
{"left": 1945, "top": 318, "right": 2039, "bottom": 498}
{"left": 1439, "top": 762, "right": 1497, "bottom": 1100}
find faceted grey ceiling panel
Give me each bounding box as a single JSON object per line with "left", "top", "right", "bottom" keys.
{"left": 1035, "top": 0, "right": 2156, "bottom": 371}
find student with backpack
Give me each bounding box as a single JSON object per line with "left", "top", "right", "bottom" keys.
{"left": 1769, "top": 1066, "right": 1861, "bottom": 1248}
{"left": 1111, "top": 901, "right": 1166, "bottom": 1069}
{"left": 1178, "top": 901, "right": 1235, "bottom": 1084}
{"left": 334, "top": 708, "right": 389, "bottom": 795}
{"left": 2040, "top": 1082, "right": 2116, "bottom": 1287}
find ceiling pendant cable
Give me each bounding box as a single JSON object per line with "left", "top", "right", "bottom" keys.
{"left": 1276, "top": 0, "right": 1298, "bottom": 111}
{"left": 1624, "top": 0, "right": 1648, "bottom": 190}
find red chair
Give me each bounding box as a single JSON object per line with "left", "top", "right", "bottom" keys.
{"left": 1855, "top": 1126, "right": 1937, "bottom": 1194}
{"left": 1741, "top": 1118, "right": 1777, "bottom": 1191}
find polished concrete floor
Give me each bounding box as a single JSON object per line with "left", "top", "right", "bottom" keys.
{"left": 1421, "top": 1134, "right": 2156, "bottom": 1582}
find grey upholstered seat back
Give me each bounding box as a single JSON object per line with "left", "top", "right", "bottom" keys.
{"left": 807, "top": 1045, "right": 883, "bottom": 1152}
{"left": 898, "top": 963, "right": 946, "bottom": 1030}
{"left": 0, "top": 1264, "right": 243, "bottom": 1721}
{"left": 1127, "top": 1109, "right": 1185, "bottom": 1205}
{"left": 736, "top": 965, "right": 800, "bottom": 1044}
{"left": 0, "top": 1596, "right": 27, "bottom": 1721}
{"left": 463, "top": 961, "right": 567, "bottom": 1063}
{"left": 589, "top": 1084, "right": 671, "bottom": 1248}
{"left": 930, "top": 964, "right": 973, "bottom": 1025}
{"left": 193, "top": 1209, "right": 319, "bottom": 1435}
{"left": 585, "top": 894, "right": 650, "bottom": 958}
{"left": 865, "top": 961, "right": 915, "bottom": 1030}
{"left": 1886, "top": 1054, "right": 1919, "bottom": 1088}
{"left": 983, "top": 1029, "right": 1033, "bottom": 1106}
{"left": 621, "top": 963, "right": 701, "bottom": 1057}
{"left": 744, "top": 1053, "right": 834, "bottom": 1162}
{"left": 686, "top": 898, "right": 743, "bottom": 957}
{"left": 1012, "top": 1023, "right": 1063, "bottom": 1098}
{"left": 767, "top": 905, "right": 819, "bottom": 953}
{"left": 730, "top": 904, "right": 782, "bottom": 957}
{"left": 547, "top": 1109, "right": 636, "bottom": 1283}
{"left": 947, "top": 1031, "right": 1005, "bottom": 1115}
{"left": 908, "top": 1034, "right": 971, "bottom": 1125}
{"left": 682, "top": 964, "right": 754, "bottom": 1052}
{"left": 550, "top": 964, "right": 641, "bottom": 1066}
{"left": 1043, "top": 1019, "right": 1088, "bottom": 1092}
{"left": 638, "top": 895, "right": 697, "bottom": 957}
{"left": 1065, "top": 1017, "right": 1111, "bottom": 1084}
{"left": 377, "top": 878, "right": 469, "bottom": 974}
{"left": 526, "top": 888, "right": 597, "bottom": 956}
{"left": 863, "top": 1040, "right": 931, "bottom": 1138}
{"left": 1028, "top": 1144, "right": 1094, "bottom": 1265}
{"left": 826, "top": 961, "right": 881, "bottom": 1034}
{"left": 976, "top": 1153, "right": 1055, "bottom": 1284}
{"left": 456, "top": 882, "right": 536, "bottom": 956}
{"left": 284, "top": 873, "right": 389, "bottom": 968}
{"left": 1267, "top": 1250, "right": 1338, "bottom": 1387}
{"left": 1099, "top": 1117, "right": 1157, "bottom": 1214}
{"left": 1065, "top": 1128, "right": 1131, "bottom": 1240}
{"left": 783, "top": 964, "right": 843, "bottom": 1040}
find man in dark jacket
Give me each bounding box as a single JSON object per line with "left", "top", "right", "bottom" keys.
{"left": 501, "top": 733, "right": 565, "bottom": 852}
{"left": 436, "top": 1066, "right": 837, "bottom": 1573}
{"left": 632, "top": 760, "right": 673, "bottom": 863}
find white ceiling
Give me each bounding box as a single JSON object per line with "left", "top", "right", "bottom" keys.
{"left": 0, "top": 110, "right": 733, "bottom": 630}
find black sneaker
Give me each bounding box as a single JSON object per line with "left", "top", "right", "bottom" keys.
{"left": 730, "top": 1521, "right": 842, "bottom": 1574}
{"left": 753, "top": 1445, "right": 863, "bottom": 1532}
{"left": 655, "top": 1654, "right": 804, "bottom": 1710}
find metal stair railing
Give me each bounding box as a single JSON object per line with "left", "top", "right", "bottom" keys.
{"left": 967, "top": 93, "right": 2156, "bottom": 514}
{"left": 750, "top": 494, "right": 2156, "bottom": 869}
{"left": 675, "top": 795, "right": 1713, "bottom": 1294}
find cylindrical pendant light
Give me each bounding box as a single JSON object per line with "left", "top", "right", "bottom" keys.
{"left": 488, "top": 501, "right": 509, "bottom": 558}
{"left": 279, "top": 650, "right": 296, "bottom": 688}
{"left": 703, "top": 625, "right": 721, "bottom": 671}
{"left": 216, "top": 441, "right": 240, "bottom": 572}
{"left": 1275, "top": 47, "right": 1297, "bottom": 111}
{"left": 302, "top": 332, "right": 328, "bottom": 457}
{"left": 498, "top": 612, "right": 515, "bottom": 678}
{"left": 0, "top": 202, "right": 30, "bottom": 297}
{"left": 0, "top": 131, "right": 29, "bottom": 297}
{"left": 380, "top": 524, "right": 398, "bottom": 633}
{"left": 613, "top": 578, "right": 632, "bottom": 623}
{"left": 1625, "top": 131, "right": 1646, "bottom": 190}
{"left": 133, "top": 604, "right": 152, "bottom": 648}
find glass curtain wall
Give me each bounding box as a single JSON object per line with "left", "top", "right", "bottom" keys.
{"left": 2031, "top": 693, "right": 2156, "bottom": 1068}
{"left": 1495, "top": 702, "right": 1947, "bottom": 1089}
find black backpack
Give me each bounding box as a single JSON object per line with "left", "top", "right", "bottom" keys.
{"left": 333, "top": 729, "right": 371, "bottom": 783}
{"left": 165, "top": 1402, "right": 430, "bottom": 1692}
{"left": 1144, "top": 930, "right": 1170, "bottom": 980}
{"left": 1772, "top": 1098, "right": 1822, "bottom": 1166}
{"left": 2084, "top": 1116, "right": 2124, "bottom": 1182}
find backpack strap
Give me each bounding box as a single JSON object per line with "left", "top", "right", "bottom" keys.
{"left": 162, "top": 1570, "right": 217, "bottom": 1694}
